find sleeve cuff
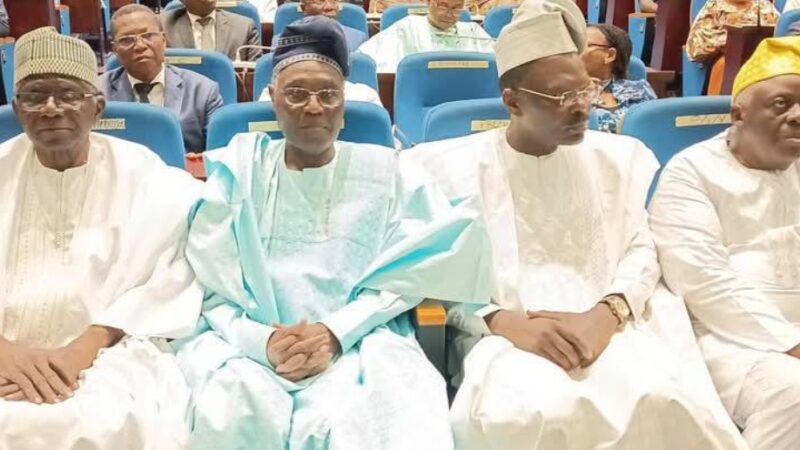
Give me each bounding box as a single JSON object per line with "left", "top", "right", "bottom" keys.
{"left": 235, "top": 319, "right": 276, "bottom": 368}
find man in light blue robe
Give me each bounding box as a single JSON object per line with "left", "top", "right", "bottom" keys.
{"left": 174, "top": 16, "right": 492, "bottom": 450}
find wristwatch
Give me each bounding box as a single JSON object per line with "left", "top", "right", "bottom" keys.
{"left": 600, "top": 295, "right": 631, "bottom": 327}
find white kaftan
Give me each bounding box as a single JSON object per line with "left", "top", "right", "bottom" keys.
{"left": 405, "top": 128, "right": 747, "bottom": 450}
{"left": 650, "top": 132, "right": 800, "bottom": 450}
{"left": 0, "top": 133, "right": 203, "bottom": 450}
{"left": 356, "top": 15, "right": 495, "bottom": 74}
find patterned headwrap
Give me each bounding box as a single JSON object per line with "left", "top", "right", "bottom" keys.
{"left": 272, "top": 16, "right": 350, "bottom": 80}
{"left": 14, "top": 27, "right": 98, "bottom": 87}
{"left": 732, "top": 36, "right": 800, "bottom": 102}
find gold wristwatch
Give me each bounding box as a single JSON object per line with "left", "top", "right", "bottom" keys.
{"left": 600, "top": 295, "right": 631, "bottom": 327}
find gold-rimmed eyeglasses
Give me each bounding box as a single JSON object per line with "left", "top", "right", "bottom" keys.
{"left": 15, "top": 91, "right": 97, "bottom": 112}
{"left": 514, "top": 79, "right": 603, "bottom": 108}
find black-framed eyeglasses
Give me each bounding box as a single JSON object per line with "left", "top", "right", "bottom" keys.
{"left": 282, "top": 87, "right": 344, "bottom": 108}
{"left": 586, "top": 43, "right": 612, "bottom": 49}
{"left": 514, "top": 79, "right": 603, "bottom": 108}
{"left": 15, "top": 91, "right": 97, "bottom": 112}
{"left": 114, "top": 31, "right": 164, "bottom": 50}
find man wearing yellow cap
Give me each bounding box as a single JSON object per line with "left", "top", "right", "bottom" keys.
{"left": 405, "top": 0, "right": 747, "bottom": 448}
{"left": 0, "top": 27, "right": 202, "bottom": 449}
{"left": 650, "top": 36, "right": 800, "bottom": 450}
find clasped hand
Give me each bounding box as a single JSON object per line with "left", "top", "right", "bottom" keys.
{"left": 266, "top": 321, "right": 341, "bottom": 382}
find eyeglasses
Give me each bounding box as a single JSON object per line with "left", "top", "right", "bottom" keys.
{"left": 281, "top": 87, "right": 344, "bottom": 108}
{"left": 586, "top": 43, "right": 612, "bottom": 49}
{"left": 304, "top": 0, "right": 339, "bottom": 6}
{"left": 432, "top": 5, "right": 465, "bottom": 16}
{"left": 514, "top": 79, "right": 602, "bottom": 108}
{"left": 15, "top": 91, "right": 97, "bottom": 112}
{"left": 114, "top": 31, "right": 164, "bottom": 50}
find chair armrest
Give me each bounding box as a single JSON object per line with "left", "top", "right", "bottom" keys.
{"left": 414, "top": 300, "right": 447, "bottom": 378}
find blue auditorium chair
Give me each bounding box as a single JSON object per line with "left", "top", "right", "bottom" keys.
{"left": 105, "top": 49, "right": 238, "bottom": 105}
{"left": 682, "top": 0, "right": 710, "bottom": 96}
{"left": 421, "top": 98, "right": 508, "bottom": 143}
{"left": 1, "top": 42, "right": 14, "bottom": 103}
{"left": 394, "top": 51, "right": 499, "bottom": 147}
{"left": 776, "top": 8, "right": 800, "bottom": 36}
{"left": 629, "top": 56, "right": 647, "bottom": 81}
{"left": 0, "top": 102, "right": 186, "bottom": 169}
{"left": 252, "top": 52, "right": 378, "bottom": 99}
{"left": 620, "top": 96, "right": 731, "bottom": 198}
{"left": 206, "top": 101, "right": 394, "bottom": 149}
{"left": 776, "top": 0, "right": 788, "bottom": 12}
{"left": 380, "top": 4, "right": 471, "bottom": 30}
{"left": 587, "top": 0, "right": 604, "bottom": 24}
{"left": 164, "top": 0, "right": 263, "bottom": 42}
{"left": 483, "top": 5, "right": 515, "bottom": 38}
{"left": 273, "top": 2, "right": 368, "bottom": 36}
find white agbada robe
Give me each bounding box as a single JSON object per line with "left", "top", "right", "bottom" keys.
{"left": 356, "top": 15, "right": 495, "bottom": 74}
{"left": 0, "top": 133, "right": 203, "bottom": 450}
{"left": 650, "top": 132, "right": 800, "bottom": 450}
{"left": 405, "top": 128, "right": 747, "bottom": 450}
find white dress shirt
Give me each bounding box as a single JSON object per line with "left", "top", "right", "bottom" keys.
{"left": 127, "top": 66, "right": 167, "bottom": 107}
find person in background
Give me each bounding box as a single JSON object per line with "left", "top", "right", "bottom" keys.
{"left": 0, "top": 0, "right": 9, "bottom": 37}
{"left": 102, "top": 4, "right": 223, "bottom": 153}
{"left": 358, "top": 0, "right": 494, "bottom": 73}
{"left": 650, "top": 36, "right": 800, "bottom": 450}
{"left": 0, "top": 27, "right": 202, "bottom": 450}
{"left": 686, "top": 0, "right": 778, "bottom": 95}
{"left": 173, "top": 15, "right": 491, "bottom": 450}
{"left": 465, "top": 0, "right": 520, "bottom": 16}
{"left": 272, "top": 0, "right": 368, "bottom": 52}
{"left": 581, "top": 24, "right": 656, "bottom": 133}
{"left": 160, "top": 0, "right": 262, "bottom": 61}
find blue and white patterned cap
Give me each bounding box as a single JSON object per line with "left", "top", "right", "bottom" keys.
{"left": 273, "top": 16, "right": 350, "bottom": 79}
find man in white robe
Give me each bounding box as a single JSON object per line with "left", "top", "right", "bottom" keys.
{"left": 173, "top": 16, "right": 492, "bottom": 450}
{"left": 650, "top": 36, "right": 800, "bottom": 450}
{"left": 405, "top": 0, "right": 747, "bottom": 448}
{"left": 357, "top": 0, "right": 494, "bottom": 73}
{"left": 0, "top": 27, "right": 202, "bottom": 449}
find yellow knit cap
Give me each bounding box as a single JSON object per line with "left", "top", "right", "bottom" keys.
{"left": 14, "top": 27, "right": 97, "bottom": 87}
{"left": 732, "top": 36, "right": 800, "bottom": 102}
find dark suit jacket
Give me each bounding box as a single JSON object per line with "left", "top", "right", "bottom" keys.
{"left": 99, "top": 64, "right": 224, "bottom": 152}
{"left": 789, "top": 21, "right": 800, "bottom": 36}
{"left": 159, "top": 8, "right": 262, "bottom": 61}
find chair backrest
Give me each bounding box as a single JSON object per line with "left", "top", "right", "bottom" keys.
{"left": 273, "top": 3, "right": 369, "bottom": 36}
{"left": 253, "top": 52, "right": 378, "bottom": 98}
{"left": 105, "top": 48, "right": 238, "bottom": 105}
{"left": 164, "top": 0, "right": 263, "bottom": 41}
{"left": 775, "top": 8, "right": 800, "bottom": 37}
{"left": 690, "top": 0, "right": 707, "bottom": 22}
{"left": 380, "top": 4, "right": 471, "bottom": 30}
{"left": 620, "top": 96, "right": 731, "bottom": 167}
{"left": 394, "top": 51, "right": 500, "bottom": 146}
{"left": 587, "top": 0, "right": 604, "bottom": 24}
{"left": 629, "top": 56, "right": 647, "bottom": 81}
{"left": 0, "top": 102, "right": 186, "bottom": 168}
{"left": 482, "top": 5, "right": 515, "bottom": 38}
{"left": 206, "top": 101, "right": 393, "bottom": 149}
{"left": 1, "top": 42, "right": 14, "bottom": 103}
{"left": 776, "top": 0, "right": 788, "bottom": 12}
{"left": 421, "top": 97, "right": 509, "bottom": 143}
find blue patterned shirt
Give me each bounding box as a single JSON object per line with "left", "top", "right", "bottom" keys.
{"left": 592, "top": 78, "right": 657, "bottom": 134}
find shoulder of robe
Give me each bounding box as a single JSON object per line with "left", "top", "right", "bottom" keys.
{"left": 581, "top": 129, "right": 660, "bottom": 171}
{"left": 0, "top": 134, "right": 29, "bottom": 163}
{"left": 659, "top": 131, "right": 728, "bottom": 179}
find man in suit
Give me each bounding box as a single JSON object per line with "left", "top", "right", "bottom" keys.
{"left": 101, "top": 4, "right": 223, "bottom": 152}
{"left": 160, "top": 0, "right": 262, "bottom": 61}
{"left": 271, "top": 0, "right": 368, "bottom": 53}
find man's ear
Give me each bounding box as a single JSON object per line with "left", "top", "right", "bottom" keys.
{"left": 730, "top": 103, "right": 744, "bottom": 125}
{"left": 502, "top": 88, "right": 522, "bottom": 117}
{"left": 95, "top": 94, "right": 106, "bottom": 120}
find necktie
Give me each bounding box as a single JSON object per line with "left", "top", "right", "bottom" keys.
{"left": 197, "top": 16, "right": 214, "bottom": 51}
{"left": 133, "top": 83, "right": 154, "bottom": 104}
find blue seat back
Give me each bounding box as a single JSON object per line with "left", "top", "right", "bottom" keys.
{"left": 164, "top": 0, "right": 263, "bottom": 41}
{"left": 629, "top": 56, "right": 647, "bottom": 81}
{"left": 620, "top": 96, "right": 731, "bottom": 167}
{"left": 0, "top": 102, "right": 186, "bottom": 168}
{"left": 395, "top": 51, "right": 499, "bottom": 146}
{"left": 206, "top": 101, "right": 393, "bottom": 149}
{"left": 776, "top": 0, "right": 788, "bottom": 12}
{"left": 483, "top": 5, "right": 515, "bottom": 38}
{"left": 421, "top": 98, "right": 508, "bottom": 143}
{"left": 380, "top": 4, "right": 471, "bottom": 30}
{"left": 253, "top": 52, "right": 378, "bottom": 98}
{"left": 1, "top": 42, "right": 14, "bottom": 103}
{"left": 587, "top": 0, "right": 603, "bottom": 24}
{"left": 105, "top": 48, "right": 238, "bottom": 105}
{"left": 273, "top": 3, "right": 368, "bottom": 36}
{"left": 776, "top": 8, "right": 800, "bottom": 36}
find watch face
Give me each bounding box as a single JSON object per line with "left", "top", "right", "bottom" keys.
{"left": 614, "top": 298, "right": 631, "bottom": 318}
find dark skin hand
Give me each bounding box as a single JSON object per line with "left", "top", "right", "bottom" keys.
{"left": 266, "top": 321, "right": 341, "bottom": 382}
{"left": 0, "top": 326, "right": 124, "bottom": 404}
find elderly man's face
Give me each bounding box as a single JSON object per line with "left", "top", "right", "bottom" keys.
{"left": 183, "top": 0, "right": 216, "bottom": 17}
{"left": 428, "top": 0, "right": 464, "bottom": 30}
{"left": 13, "top": 75, "right": 104, "bottom": 156}
{"left": 269, "top": 60, "right": 345, "bottom": 158}
{"left": 301, "top": 0, "right": 340, "bottom": 19}
{"left": 112, "top": 11, "right": 165, "bottom": 83}
{"left": 732, "top": 74, "right": 800, "bottom": 170}
{"left": 504, "top": 54, "right": 594, "bottom": 148}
